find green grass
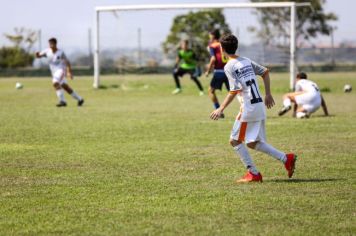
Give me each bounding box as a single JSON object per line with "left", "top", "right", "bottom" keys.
{"left": 0, "top": 72, "right": 355, "bottom": 235}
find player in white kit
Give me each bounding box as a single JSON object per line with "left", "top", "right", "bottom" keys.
{"left": 36, "top": 38, "right": 84, "bottom": 107}
{"left": 210, "top": 34, "right": 297, "bottom": 183}
{"left": 278, "top": 72, "right": 328, "bottom": 118}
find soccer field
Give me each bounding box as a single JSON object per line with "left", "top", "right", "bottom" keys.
{"left": 0, "top": 72, "right": 355, "bottom": 235}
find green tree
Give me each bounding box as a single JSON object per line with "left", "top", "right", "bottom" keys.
{"left": 163, "top": 10, "right": 231, "bottom": 63}
{"left": 4, "top": 27, "right": 38, "bottom": 52}
{"left": 249, "top": 0, "right": 337, "bottom": 47}
{"left": 0, "top": 47, "right": 34, "bottom": 68}
{"left": 0, "top": 27, "right": 37, "bottom": 68}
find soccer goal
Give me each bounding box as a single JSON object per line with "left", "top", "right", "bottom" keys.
{"left": 93, "top": 2, "right": 311, "bottom": 90}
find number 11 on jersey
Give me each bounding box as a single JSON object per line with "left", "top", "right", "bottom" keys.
{"left": 246, "top": 79, "right": 262, "bottom": 104}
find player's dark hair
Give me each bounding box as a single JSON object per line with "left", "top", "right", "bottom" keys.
{"left": 220, "top": 34, "right": 238, "bottom": 54}
{"left": 210, "top": 29, "right": 221, "bottom": 40}
{"left": 49, "top": 38, "right": 57, "bottom": 45}
{"left": 297, "top": 72, "right": 307, "bottom": 79}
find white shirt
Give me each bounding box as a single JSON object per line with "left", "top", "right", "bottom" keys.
{"left": 224, "top": 56, "right": 268, "bottom": 122}
{"left": 39, "top": 48, "right": 67, "bottom": 75}
{"left": 295, "top": 79, "right": 320, "bottom": 95}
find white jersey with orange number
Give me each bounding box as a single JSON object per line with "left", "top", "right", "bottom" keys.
{"left": 224, "top": 56, "right": 268, "bottom": 122}
{"left": 39, "top": 48, "right": 67, "bottom": 76}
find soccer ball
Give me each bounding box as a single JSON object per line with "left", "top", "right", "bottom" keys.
{"left": 15, "top": 82, "right": 23, "bottom": 89}
{"left": 343, "top": 84, "right": 352, "bottom": 93}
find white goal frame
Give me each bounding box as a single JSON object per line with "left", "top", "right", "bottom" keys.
{"left": 93, "top": 2, "right": 311, "bottom": 90}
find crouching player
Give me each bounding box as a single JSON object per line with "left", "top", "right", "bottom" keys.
{"left": 210, "top": 34, "right": 297, "bottom": 183}
{"left": 36, "top": 38, "right": 84, "bottom": 107}
{"left": 278, "top": 72, "right": 328, "bottom": 118}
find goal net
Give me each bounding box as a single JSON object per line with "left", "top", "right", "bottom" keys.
{"left": 93, "top": 2, "right": 304, "bottom": 90}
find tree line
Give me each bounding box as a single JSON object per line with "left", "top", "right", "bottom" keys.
{"left": 0, "top": 0, "right": 336, "bottom": 69}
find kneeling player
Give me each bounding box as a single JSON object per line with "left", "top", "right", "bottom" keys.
{"left": 278, "top": 72, "right": 328, "bottom": 118}
{"left": 36, "top": 38, "right": 84, "bottom": 107}
{"left": 210, "top": 34, "right": 297, "bottom": 183}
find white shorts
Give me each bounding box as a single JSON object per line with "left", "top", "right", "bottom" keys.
{"left": 230, "top": 119, "right": 266, "bottom": 143}
{"left": 52, "top": 69, "right": 67, "bottom": 85}
{"left": 295, "top": 93, "right": 321, "bottom": 113}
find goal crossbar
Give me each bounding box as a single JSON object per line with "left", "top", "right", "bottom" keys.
{"left": 93, "top": 2, "right": 311, "bottom": 89}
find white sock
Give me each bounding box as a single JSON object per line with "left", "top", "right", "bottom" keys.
{"left": 71, "top": 91, "right": 82, "bottom": 101}
{"left": 56, "top": 89, "right": 65, "bottom": 102}
{"left": 255, "top": 142, "right": 287, "bottom": 163}
{"left": 233, "top": 143, "right": 259, "bottom": 175}
{"left": 283, "top": 98, "right": 291, "bottom": 108}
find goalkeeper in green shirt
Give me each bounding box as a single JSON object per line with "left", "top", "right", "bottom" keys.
{"left": 172, "top": 40, "right": 204, "bottom": 95}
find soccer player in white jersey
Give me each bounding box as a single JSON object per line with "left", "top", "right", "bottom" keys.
{"left": 210, "top": 34, "right": 297, "bottom": 183}
{"left": 35, "top": 38, "right": 84, "bottom": 107}
{"left": 278, "top": 72, "right": 328, "bottom": 118}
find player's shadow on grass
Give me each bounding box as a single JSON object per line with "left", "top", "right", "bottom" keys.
{"left": 98, "top": 84, "right": 119, "bottom": 90}
{"left": 268, "top": 114, "right": 336, "bottom": 119}
{"left": 313, "top": 114, "right": 336, "bottom": 118}
{"left": 267, "top": 178, "right": 343, "bottom": 183}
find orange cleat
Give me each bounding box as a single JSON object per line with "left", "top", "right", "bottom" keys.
{"left": 236, "top": 171, "right": 263, "bottom": 183}
{"left": 285, "top": 153, "right": 298, "bottom": 178}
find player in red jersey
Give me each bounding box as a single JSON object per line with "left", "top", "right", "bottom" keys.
{"left": 205, "top": 29, "right": 230, "bottom": 118}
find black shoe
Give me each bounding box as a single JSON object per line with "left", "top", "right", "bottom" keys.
{"left": 56, "top": 101, "right": 67, "bottom": 107}
{"left": 278, "top": 106, "right": 291, "bottom": 116}
{"left": 78, "top": 99, "right": 84, "bottom": 107}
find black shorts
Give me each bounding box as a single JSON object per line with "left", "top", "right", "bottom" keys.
{"left": 210, "top": 72, "right": 230, "bottom": 90}
{"left": 174, "top": 67, "right": 197, "bottom": 78}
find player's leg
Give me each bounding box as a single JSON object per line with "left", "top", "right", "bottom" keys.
{"left": 295, "top": 95, "right": 321, "bottom": 118}
{"left": 208, "top": 86, "right": 218, "bottom": 106}
{"left": 278, "top": 92, "right": 304, "bottom": 116}
{"left": 230, "top": 120, "right": 262, "bottom": 183}
{"left": 172, "top": 68, "right": 183, "bottom": 94}
{"left": 53, "top": 82, "right": 66, "bottom": 107}
{"left": 247, "top": 120, "right": 297, "bottom": 178}
{"left": 188, "top": 69, "right": 204, "bottom": 95}
{"left": 295, "top": 105, "right": 310, "bottom": 118}
{"left": 209, "top": 72, "right": 225, "bottom": 117}
{"left": 52, "top": 71, "right": 67, "bottom": 107}
{"left": 61, "top": 83, "right": 84, "bottom": 106}
{"left": 224, "top": 74, "right": 230, "bottom": 91}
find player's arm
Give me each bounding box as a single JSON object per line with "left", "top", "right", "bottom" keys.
{"left": 210, "top": 91, "right": 238, "bottom": 120}
{"left": 174, "top": 54, "right": 181, "bottom": 72}
{"left": 35, "top": 52, "right": 42, "bottom": 58}
{"left": 261, "top": 71, "right": 275, "bottom": 109}
{"left": 63, "top": 54, "right": 73, "bottom": 80}
{"left": 210, "top": 68, "right": 241, "bottom": 120}
{"left": 35, "top": 49, "right": 47, "bottom": 58}
{"left": 205, "top": 56, "right": 216, "bottom": 77}
{"left": 251, "top": 60, "right": 274, "bottom": 109}
{"left": 321, "top": 95, "right": 329, "bottom": 116}
{"left": 205, "top": 47, "right": 216, "bottom": 77}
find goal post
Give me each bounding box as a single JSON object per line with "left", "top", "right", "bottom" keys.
{"left": 93, "top": 2, "right": 311, "bottom": 90}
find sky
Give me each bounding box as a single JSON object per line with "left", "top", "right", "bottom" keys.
{"left": 0, "top": 0, "right": 355, "bottom": 53}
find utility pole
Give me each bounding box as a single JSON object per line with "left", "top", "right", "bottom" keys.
{"left": 88, "top": 28, "right": 93, "bottom": 67}
{"left": 38, "top": 29, "right": 42, "bottom": 67}
{"left": 138, "top": 27, "right": 142, "bottom": 67}
{"left": 330, "top": 26, "right": 336, "bottom": 67}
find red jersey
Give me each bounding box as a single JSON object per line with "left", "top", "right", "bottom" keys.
{"left": 208, "top": 41, "right": 228, "bottom": 70}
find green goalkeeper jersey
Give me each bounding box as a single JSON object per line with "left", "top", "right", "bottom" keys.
{"left": 178, "top": 49, "right": 197, "bottom": 70}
